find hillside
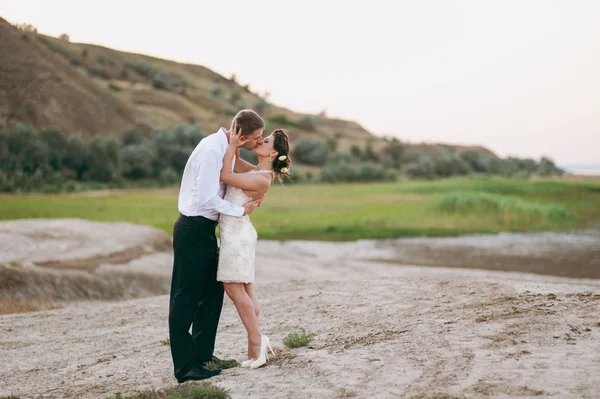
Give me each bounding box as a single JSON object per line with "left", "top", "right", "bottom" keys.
{"left": 0, "top": 18, "right": 147, "bottom": 135}
{"left": 0, "top": 18, "right": 371, "bottom": 144}
{"left": 0, "top": 18, "right": 497, "bottom": 160}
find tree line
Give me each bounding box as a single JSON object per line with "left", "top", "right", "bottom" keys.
{"left": 0, "top": 122, "right": 564, "bottom": 192}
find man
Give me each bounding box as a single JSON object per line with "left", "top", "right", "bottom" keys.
{"left": 169, "top": 109, "right": 265, "bottom": 383}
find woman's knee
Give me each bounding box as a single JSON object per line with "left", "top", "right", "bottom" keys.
{"left": 224, "top": 283, "right": 244, "bottom": 301}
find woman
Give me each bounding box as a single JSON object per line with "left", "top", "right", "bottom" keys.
{"left": 218, "top": 127, "right": 291, "bottom": 369}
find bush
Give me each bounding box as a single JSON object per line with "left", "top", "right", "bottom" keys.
{"left": 292, "top": 138, "right": 329, "bottom": 166}
{"left": 40, "top": 128, "right": 67, "bottom": 171}
{"left": 383, "top": 138, "right": 404, "bottom": 168}
{"left": 152, "top": 71, "right": 171, "bottom": 90}
{"left": 87, "top": 136, "right": 121, "bottom": 182}
{"left": 158, "top": 167, "right": 179, "bottom": 185}
{"left": 283, "top": 329, "right": 315, "bottom": 348}
{"left": 121, "top": 126, "right": 144, "bottom": 145}
{"left": 538, "top": 156, "right": 564, "bottom": 176}
{"left": 63, "top": 135, "right": 89, "bottom": 180}
{"left": 321, "top": 161, "right": 395, "bottom": 183}
{"left": 406, "top": 154, "right": 437, "bottom": 179}
{"left": 254, "top": 98, "right": 268, "bottom": 114}
{"left": 361, "top": 142, "right": 379, "bottom": 162}
{"left": 211, "top": 86, "right": 223, "bottom": 97}
{"left": 229, "top": 91, "right": 241, "bottom": 105}
{"left": 269, "top": 114, "right": 298, "bottom": 128}
{"left": 327, "top": 151, "right": 353, "bottom": 164}
{"left": 4, "top": 124, "right": 49, "bottom": 174}
{"left": 108, "top": 82, "right": 122, "bottom": 92}
{"left": 433, "top": 153, "right": 472, "bottom": 177}
{"left": 120, "top": 143, "right": 156, "bottom": 179}
{"left": 297, "top": 116, "right": 316, "bottom": 131}
{"left": 129, "top": 62, "right": 154, "bottom": 78}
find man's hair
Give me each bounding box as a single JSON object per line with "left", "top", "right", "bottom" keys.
{"left": 232, "top": 109, "right": 265, "bottom": 136}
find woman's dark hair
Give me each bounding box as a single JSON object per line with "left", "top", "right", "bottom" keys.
{"left": 271, "top": 129, "right": 291, "bottom": 182}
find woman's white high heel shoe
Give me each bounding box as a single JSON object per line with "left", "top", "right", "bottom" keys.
{"left": 249, "top": 334, "right": 275, "bottom": 369}
{"left": 240, "top": 358, "right": 254, "bottom": 368}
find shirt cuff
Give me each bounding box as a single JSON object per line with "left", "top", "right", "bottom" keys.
{"left": 231, "top": 205, "right": 245, "bottom": 217}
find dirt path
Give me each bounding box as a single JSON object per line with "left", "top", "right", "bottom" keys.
{"left": 1, "top": 220, "right": 600, "bottom": 398}
{"left": 1, "top": 276, "right": 600, "bottom": 398}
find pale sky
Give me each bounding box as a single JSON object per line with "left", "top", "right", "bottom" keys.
{"left": 2, "top": 0, "right": 599, "bottom": 165}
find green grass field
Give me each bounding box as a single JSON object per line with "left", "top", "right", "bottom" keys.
{"left": 1, "top": 178, "right": 599, "bottom": 241}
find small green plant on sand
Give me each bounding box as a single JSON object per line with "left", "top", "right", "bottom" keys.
{"left": 108, "top": 381, "right": 230, "bottom": 399}
{"left": 283, "top": 329, "right": 315, "bottom": 348}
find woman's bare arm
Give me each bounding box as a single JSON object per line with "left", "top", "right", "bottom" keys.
{"left": 221, "top": 136, "right": 270, "bottom": 192}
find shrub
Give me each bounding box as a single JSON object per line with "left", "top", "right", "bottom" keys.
{"left": 406, "top": 154, "right": 437, "bottom": 179}
{"left": 326, "top": 137, "right": 338, "bottom": 151}
{"left": 321, "top": 161, "right": 396, "bottom": 183}
{"left": 292, "top": 138, "right": 329, "bottom": 166}
{"left": 63, "top": 135, "right": 89, "bottom": 180}
{"left": 108, "top": 82, "right": 122, "bottom": 92}
{"left": 383, "top": 138, "right": 404, "bottom": 168}
{"left": 327, "top": 151, "right": 353, "bottom": 164}
{"left": 297, "top": 116, "right": 316, "bottom": 131}
{"left": 211, "top": 86, "right": 223, "bottom": 97}
{"left": 121, "top": 126, "right": 144, "bottom": 145}
{"left": 268, "top": 114, "right": 298, "bottom": 128}
{"left": 129, "top": 62, "right": 154, "bottom": 78}
{"left": 152, "top": 71, "right": 171, "bottom": 90}
{"left": 283, "top": 329, "right": 315, "bottom": 348}
{"left": 538, "top": 156, "right": 564, "bottom": 176}
{"left": 433, "top": 153, "right": 472, "bottom": 177}
{"left": 350, "top": 144, "right": 362, "bottom": 159}
{"left": 254, "top": 98, "right": 268, "bottom": 114}
{"left": 120, "top": 144, "right": 156, "bottom": 179}
{"left": 87, "top": 136, "right": 121, "bottom": 182}
{"left": 229, "top": 91, "right": 241, "bottom": 105}
{"left": 361, "top": 142, "right": 379, "bottom": 162}
{"left": 158, "top": 168, "right": 179, "bottom": 184}
{"left": 459, "top": 151, "right": 489, "bottom": 173}
{"left": 40, "top": 128, "right": 67, "bottom": 171}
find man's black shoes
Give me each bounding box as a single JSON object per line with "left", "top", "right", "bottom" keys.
{"left": 176, "top": 365, "right": 220, "bottom": 384}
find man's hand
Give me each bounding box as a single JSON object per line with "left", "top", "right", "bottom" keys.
{"left": 243, "top": 199, "right": 262, "bottom": 216}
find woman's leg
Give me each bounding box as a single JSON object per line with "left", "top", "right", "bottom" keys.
{"left": 224, "top": 282, "right": 261, "bottom": 360}
{"left": 244, "top": 283, "right": 260, "bottom": 358}
{"left": 245, "top": 283, "right": 260, "bottom": 318}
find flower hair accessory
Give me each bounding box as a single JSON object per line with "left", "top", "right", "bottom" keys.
{"left": 280, "top": 167, "right": 289, "bottom": 174}
{"left": 278, "top": 155, "right": 287, "bottom": 161}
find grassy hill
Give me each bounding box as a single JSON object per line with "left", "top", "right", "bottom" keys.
{"left": 0, "top": 17, "right": 497, "bottom": 160}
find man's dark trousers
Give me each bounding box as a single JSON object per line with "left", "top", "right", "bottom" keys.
{"left": 168, "top": 213, "right": 224, "bottom": 378}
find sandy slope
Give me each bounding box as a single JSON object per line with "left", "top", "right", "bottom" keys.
{"left": 1, "top": 220, "right": 600, "bottom": 398}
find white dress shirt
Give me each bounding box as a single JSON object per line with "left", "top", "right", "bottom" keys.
{"left": 178, "top": 128, "right": 244, "bottom": 220}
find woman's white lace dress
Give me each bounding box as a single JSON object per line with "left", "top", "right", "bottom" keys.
{"left": 217, "top": 171, "right": 270, "bottom": 283}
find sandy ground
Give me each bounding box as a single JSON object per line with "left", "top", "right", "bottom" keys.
{"left": 1, "top": 220, "right": 600, "bottom": 398}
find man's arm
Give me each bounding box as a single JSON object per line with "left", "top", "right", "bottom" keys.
{"left": 196, "top": 149, "right": 258, "bottom": 216}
